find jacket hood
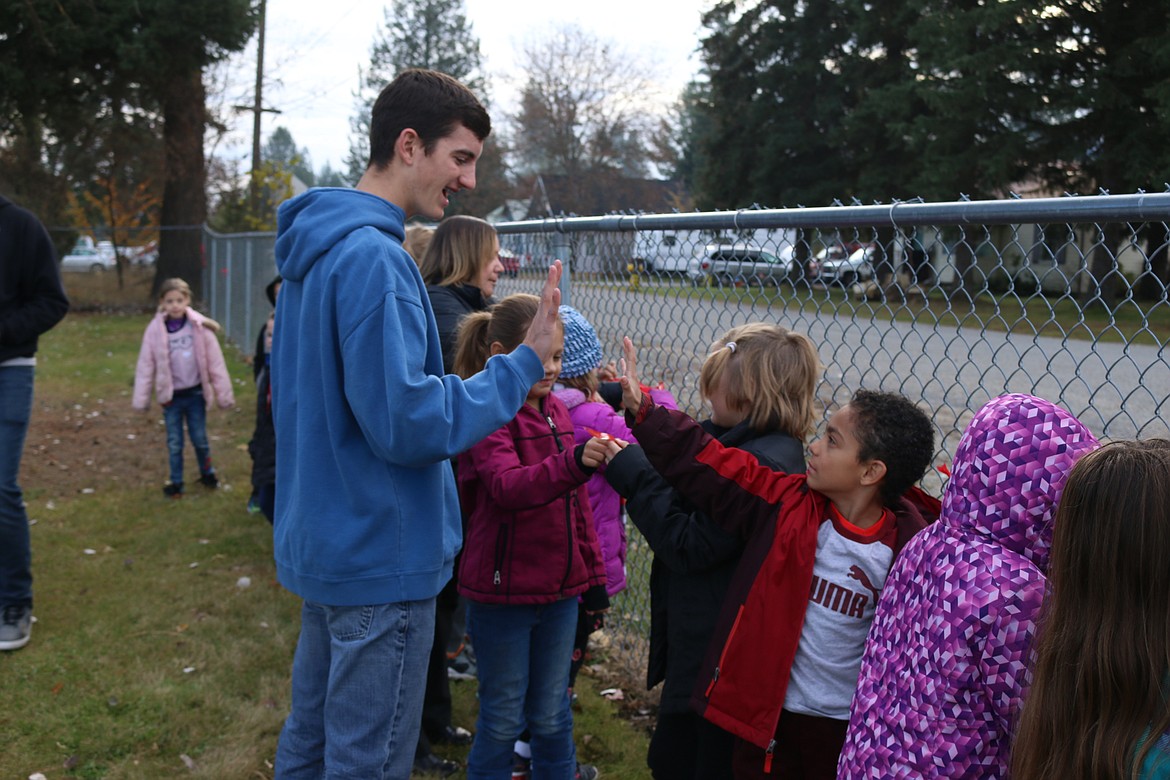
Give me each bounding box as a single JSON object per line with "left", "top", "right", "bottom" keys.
{"left": 940, "top": 393, "right": 1098, "bottom": 570}
{"left": 275, "top": 188, "right": 405, "bottom": 282}
{"left": 552, "top": 385, "right": 588, "bottom": 410}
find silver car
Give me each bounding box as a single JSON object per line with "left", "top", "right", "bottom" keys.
{"left": 687, "top": 244, "right": 795, "bottom": 287}
{"left": 808, "top": 244, "right": 876, "bottom": 287}
{"left": 60, "top": 238, "right": 117, "bottom": 273}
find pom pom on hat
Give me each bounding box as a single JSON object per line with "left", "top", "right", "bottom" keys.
{"left": 558, "top": 305, "right": 603, "bottom": 379}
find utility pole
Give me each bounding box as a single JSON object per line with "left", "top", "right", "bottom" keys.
{"left": 234, "top": 0, "right": 280, "bottom": 222}
{"left": 249, "top": 0, "right": 269, "bottom": 220}
{"left": 251, "top": 0, "right": 266, "bottom": 218}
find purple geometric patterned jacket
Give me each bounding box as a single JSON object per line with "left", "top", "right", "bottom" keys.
{"left": 837, "top": 394, "right": 1099, "bottom": 779}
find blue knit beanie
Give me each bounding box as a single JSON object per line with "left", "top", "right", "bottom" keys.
{"left": 558, "top": 305, "right": 603, "bottom": 379}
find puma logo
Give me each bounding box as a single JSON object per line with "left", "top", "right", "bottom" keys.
{"left": 848, "top": 565, "right": 881, "bottom": 607}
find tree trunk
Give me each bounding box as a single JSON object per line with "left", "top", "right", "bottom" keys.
{"left": 947, "top": 233, "right": 977, "bottom": 306}
{"left": 1137, "top": 223, "right": 1169, "bottom": 302}
{"left": 156, "top": 69, "right": 208, "bottom": 301}
{"left": 1088, "top": 223, "right": 1124, "bottom": 306}
{"left": 871, "top": 226, "right": 893, "bottom": 285}
{"left": 791, "top": 228, "right": 809, "bottom": 284}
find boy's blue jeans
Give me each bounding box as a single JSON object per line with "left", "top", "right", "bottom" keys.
{"left": 163, "top": 387, "right": 211, "bottom": 484}
{"left": 466, "top": 597, "right": 578, "bottom": 780}
{"left": 0, "top": 366, "right": 34, "bottom": 608}
{"left": 275, "top": 598, "right": 436, "bottom": 779}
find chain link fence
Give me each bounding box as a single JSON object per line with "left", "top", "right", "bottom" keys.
{"left": 203, "top": 227, "right": 280, "bottom": 354}
{"left": 204, "top": 192, "right": 1170, "bottom": 685}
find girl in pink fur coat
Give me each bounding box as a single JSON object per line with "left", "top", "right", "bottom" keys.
{"left": 132, "top": 278, "right": 235, "bottom": 497}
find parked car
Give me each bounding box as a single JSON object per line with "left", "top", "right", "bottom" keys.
{"left": 60, "top": 237, "right": 117, "bottom": 273}
{"left": 808, "top": 243, "right": 877, "bottom": 287}
{"left": 122, "top": 240, "right": 159, "bottom": 266}
{"left": 687, "top": 244, "right": 795, "bottom": 287}
{"left": 499, "top": 247, "right": 520, "bottom": 278}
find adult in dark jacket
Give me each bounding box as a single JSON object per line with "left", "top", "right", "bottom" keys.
{"left": 0, "top": 195, "right": 69, "bottom": 651}
{"left": 420, "top": 214, "right": 504, "bottom": 374}
{"left": 413, "top": 214, "right": 505, "bottom": 770}
{"left": 604, "top": 324, "right": 820, "bottom": 780}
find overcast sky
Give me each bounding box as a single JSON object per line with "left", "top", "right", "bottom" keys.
{"left": 213, "top": 0, "right": 712, "bottom": 174}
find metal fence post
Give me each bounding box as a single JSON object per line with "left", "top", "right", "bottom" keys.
{"left": 553, "top": 228, "right": 572, "bottom": 306}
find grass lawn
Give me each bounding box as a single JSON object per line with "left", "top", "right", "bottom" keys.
{"left": 2, "top": 287, "right": 651, "bottom": 778}
{"left": 616, "top": 271, "right": 1170, "bottom": 346}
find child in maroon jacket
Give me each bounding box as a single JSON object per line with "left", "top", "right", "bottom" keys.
{"left": 453, "top": 294, "right": 610, "bottom": 780}
{"left": 603, "top": 337, "right": 939, "bottom": 780}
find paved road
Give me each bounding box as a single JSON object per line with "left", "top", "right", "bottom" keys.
{"left": 501, "top": 276, "right": 1170, "bottom": 463}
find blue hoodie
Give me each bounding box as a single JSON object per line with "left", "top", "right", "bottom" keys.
{"left": 271, "top": 188, "right": 543, "bottom": 606}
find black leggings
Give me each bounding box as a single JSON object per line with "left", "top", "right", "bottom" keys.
{"left": 647, "top": 710, "right": 735, "bottom": 780}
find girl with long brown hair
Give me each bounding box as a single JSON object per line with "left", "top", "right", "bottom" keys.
{"left": 1013, "top": 439, "right": 1170, "bottom": 780}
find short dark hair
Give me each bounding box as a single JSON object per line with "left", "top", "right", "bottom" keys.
{"left": 850, "top": 389, "right": 935, "bottom": 506}
{"left": 367, "top": 69, "right": 491, "bottom": 170}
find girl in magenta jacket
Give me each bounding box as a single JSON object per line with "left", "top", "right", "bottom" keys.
{"left": 453, "top": 294, "right": 610, "bottom": 780}
{"left": 132, "top": 278, "right": 234, "bottom": 497}
{"left": 552, "top": 304, "right": 677, "bottom": 693}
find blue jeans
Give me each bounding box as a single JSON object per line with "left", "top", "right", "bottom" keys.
{"left": 0, "top": 366, "right": 34, "bottom": 608}
{"left": 163, "top": 388, "right": 212, "bottom": 484}
{"left": 275, "top": 598, "right": 436, "bottom": 780}
{"left": 466, "top": 598, "right": 578, "bottom": 780}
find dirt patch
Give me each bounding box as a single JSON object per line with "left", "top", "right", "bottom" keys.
{"left": 580, "top": 630, "right": 661, "bottom": 741}
{"left": 21, "top": 390, "right": 173, "bottom": 501}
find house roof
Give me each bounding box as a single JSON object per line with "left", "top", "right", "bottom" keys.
{"left": 523, "top": 173, "right": 690, "bottom": 219}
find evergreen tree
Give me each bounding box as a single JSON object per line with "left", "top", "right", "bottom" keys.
{"left": 897, "top": 0, "right": 1050, "bottom": 200}
{"left": 691, "top": 0, "right": 1170, "bottom": 209}
{"left": 694, "top": 0, "right": 855, "bottom": 209}
{"left": 264, "top": 126, "right": 315, "bottom": 187}
{"left": 316, "top": 162, "right": 348, "bottom": 188}
{"left": 0, "top": 0, "right": 256, "bottom": 298}
{"left": 662, "top": 80, "right": 714, "bottom": 192}
{"left": 344, "top": 0, "right": 486, "bottom": 184}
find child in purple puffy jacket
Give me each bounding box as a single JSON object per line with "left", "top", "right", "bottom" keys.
{"left": 837, "top": 394, "right": 1099, "bottom": 780}
{"left": 552, "top": 305, "right": 678, "bottom": 694}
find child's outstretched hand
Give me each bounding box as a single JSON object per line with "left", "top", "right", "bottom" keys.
{"left": 597, "top": 359, "right": 619, "bottom": 382}
{"left": 601, "top": 437, "right": 628, "bottom": 464}
{"left": 618, "top": 336, "right": 642, "bottom": 412}
{"left": 521, "top": 259, "right": 564, "bottom": 365}
{"left": 581, "top": 436, "right": 609, "bottom": 469}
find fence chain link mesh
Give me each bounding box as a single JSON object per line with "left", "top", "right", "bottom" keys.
{"left": 204, "top": 192, "right": 1170, "bottom": 688}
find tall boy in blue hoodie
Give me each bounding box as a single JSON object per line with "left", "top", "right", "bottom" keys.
{"left": 271, "top": 69, "right": 565, "bottom": 779}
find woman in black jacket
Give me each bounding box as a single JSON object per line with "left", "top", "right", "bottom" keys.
{"left": 419, "top": 215, "right": 505, "bottom": 374}
{"left": 604, "top": 323, "right": 821, "bottom": 780}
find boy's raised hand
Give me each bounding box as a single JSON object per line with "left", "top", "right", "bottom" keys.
{"left": 521, "top": 259, "right": 564, "bottom": 364}
{"left": 618, "top": 336, "right": 643, "bottom": 412}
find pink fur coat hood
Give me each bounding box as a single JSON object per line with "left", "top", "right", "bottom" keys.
{"left": 132, "top": 308, "right": 235, "bottom": 410}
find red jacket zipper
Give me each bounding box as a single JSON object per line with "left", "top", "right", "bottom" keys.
{"left": 706, "top": 604, "right": 745, "bottom": 697}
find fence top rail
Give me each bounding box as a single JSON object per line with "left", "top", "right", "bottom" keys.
{"left": 494, "top": 192, "right": 1170, "bottom": 234}
{"left": 204, "top": 226, "right": 278, "bottom": 239}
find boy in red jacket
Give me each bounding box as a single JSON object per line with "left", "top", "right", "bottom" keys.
{"left": 603, "top": 337, "right": 939, "bottom": 780}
